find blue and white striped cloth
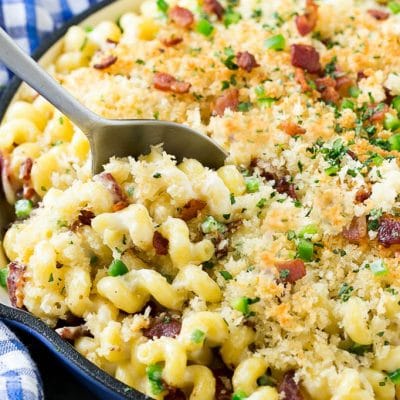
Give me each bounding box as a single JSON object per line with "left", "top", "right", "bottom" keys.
{"left": 0, "top": 0, "right": 103, "bottom": 87}
{"left": 0, "top": 322, "right": 43, "bottom": 400}
{"left": 0, "top": 1, "right": 105, "bottom": 397}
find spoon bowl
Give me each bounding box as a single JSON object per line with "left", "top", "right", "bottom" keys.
{"left": 0, "top": 27, "right": 227, "bottom": 175}
{"left": 88, "top": 117, "right": 227, "bottom": 174}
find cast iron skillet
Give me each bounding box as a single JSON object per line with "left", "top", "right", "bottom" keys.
{"left": 0, "top": 1, "right": 148, "bottom": 398}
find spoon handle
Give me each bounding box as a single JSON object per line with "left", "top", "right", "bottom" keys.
{"left": 0, "top": 28, "right": 100, "bottom": 135}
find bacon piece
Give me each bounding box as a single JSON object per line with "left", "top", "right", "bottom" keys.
{"left": 236, "top": 51, "right": 259, "bottom": 73}
{"left": 335, "top": 75, "right": 353, "bottom": 97}
{"left": 355, "top": 187, "right": 371, "bottom": 203}
{"left": 7, "top": 261, "right": 26, "bottom": 309}
{"left": 160, "top": 36, "right": 183, "bottom": 47}
{"left": 19, "top": 158, "right": 33, "bottom": 182}
{"left": 56, "top": 325, "right": 89, "bottom": 341}
{"left": 19, "top": 158, "right": 36, "bottom": 201}
{"left": 213, "top": 368, "right": 233, "bottom": 400}
{"left": 369, "top": 104, "right": 389, "bottom": 123}
{"left": 179, "top": 199, "right": 207, "bottom": 221}
{"left": 153, "top": 72, "right": 191, "bottom": 94}
{"left": 93, "top": 54, "right": 117, "bottom": 69}
{"left": 315, "top": 76, "right": 336, "bottom": 91}
{"left": 276, "top": 259, "right": 306, "bottom": 284}
{"left": 71, "top": 209, "right": 95, "bottom": 231}
{"left": 80, "top": 209, "right": 95, "bottom": 226}
{"left": 278, "top": 371, "right": 304, "bottom": 400}
{"left": 153, "top": 231, "right": 169, "bottom": 255}
{"left": 169, "top": 6, "right": 194, "bottom": 28}
{"left": 0, "top": 152, "right": 16, "bottom": 204}
{"left": 275, "top": 176, "right": 298, "bottom": 199}
{"left": 143, "top": 315, "right": 181, "bottom": 339}
{"left": 378, "top": 216, "right": 400, "bottom": 247}
{"left": 347, "top": 150, "right": 357, "bottom": 160}
{"left": 203, "top": 0, "right": 225, "bottom": 20}
{"left": 291, "top": 44, "right": 321, "bottom": 73}
{"left": 320, "top": 86, "right": 340, "bottom": 104}
{"left": 295, "top": 0, "right": 318, "bottom": 36}
{"left": 213, "top": 88, "right": 239, "bottom": 116}
{"left": 279, "top": 122, "right": 306, "bottom": 137}
{"left": 95, "top": 172, "right": 128, "bottom": 207}
{"left": 367, "top": 9, "right": 390, "bottom": 20}
{"left": 342, "top": 216, "right": 367, "bottom": 244}
{"left": 357, "top": 71, "right": 367, "bottom": 81}
{"left": 295, "top": 68, "right": 311, "bottom": 92}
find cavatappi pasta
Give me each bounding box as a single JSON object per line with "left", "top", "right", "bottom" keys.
{"left": 2, "top": 0, "right": 400, "bottom": 399}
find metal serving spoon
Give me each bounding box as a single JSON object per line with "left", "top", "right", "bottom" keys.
{"left": 0, "top": 28, "right": 227, "bottom": 174}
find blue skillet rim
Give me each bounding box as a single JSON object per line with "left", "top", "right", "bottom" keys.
{"left": 0, "top": 1, "right": 148, "bottom": 398}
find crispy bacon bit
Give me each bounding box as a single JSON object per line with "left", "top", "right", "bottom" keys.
{"left": 213, "top": 368, "right": 233, "bottom": 400}
{"left": 23, "top": 187, "right": 36, "bottom": 200}
{"left": 153, "top": 72, "right": 191, "bottom": 94}
{"left": 143, "top": 315, "right": 181, "bottom": 339}
{"left": 96, "top": 172, "right": 128, "bottom": 207}
{"left": 93, "top": 54, "right": 118, "bottom": 69}
{"left": 106, "top": 38, "right": 118, "bottom": 45}
{"left": 295, "top": 68, "right": 311, "bottom": 92}
{"left": 355, "top": 187, "right": 371, "bottom": 203}
{"left": 279, "top": 122, "right": 306, "bottom": 137}
{"left": 278, "top": 371, "right": 304, "bottom": 400}
{"left": 369, "top": 104, "right": 389, "bottom": 123}
{"left": 19, "top": 158, "right": 36, "bottom": 200}
{"left": 78, "top": 209, "right": 95, "bottom": 226}
{"left": 19, "top": 158, "right": 32, "bottom": 182}
{"left": 276, "top": 259, "right": 306, "bottom": 284}
{"left": 315, "top": 76, "right": 336, "bottom": 91}
{"left": 56, "top": 325, "right": 89, "bottom": 341}
{"left": 335, "top": 75, "right": 353, "bottom": 97}
{"left": 378, "top": 216, "right": 400, "bottom": 247}
{"left": 169, "top": 6, "right": 194, "bottom": 28}
{"left": 160, "top": 36, "right": 183, "bottom": 47}
{"left": 367, "top": 9, "right": 390, "bottom": 20}
{"left": 7, "top": 261, "right": 26, "bottom": 308}
{"left": 275, "top": 177, "right": 298, "bottom": 200}
{"left": 347, "top": 150, "right": 357, "bottom": 160}
{"left": 236, "top": 51, "right": 260, "bottom": 73}
{"left": 357, "top": 71, "right": 367, "bottom": 81}
{"left": 342, "top": 216, "right": 367, "bottom": 244}
{"left": 71, "top": 209, "right": 95, "bottom": 231}
{"left": 179, "top": 199, "right": 207, "bottom": 221}
{"left": 203, "top": 0, "right": 225, "bottom": 20}
{"left": 291, "top": 44, "right": 321, "bottom": 73}
{"left": 0, "top": 153, "right": 16, "bottom": 204}
{"left": 153, "top": 231, "right": 169, "bottom": 255}
{"left": 320, "top": 86, "right": 340, "bottom": 104}
{"left": 213, "top": 88, "right": 239, "bottom": 116}
{"left": 295, "top": 0, "right": 318, "bottom": 36}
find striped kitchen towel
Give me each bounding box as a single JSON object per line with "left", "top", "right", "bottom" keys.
{"left": 0, "top": 0, "right": 103, "bottom": 88}
{"left": 0, "top": 320, "right": 44, "bottom": 400}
